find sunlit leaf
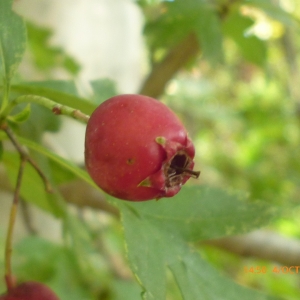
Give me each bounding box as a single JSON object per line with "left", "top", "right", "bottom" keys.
{"left": 27, "top": 22, "right": 80, "bottom": 75}
{"left": 223, "top": 11, "right": 267, "bottom": 66}
{"left": 244, "top": 0, "right": 299, "bottom": 27}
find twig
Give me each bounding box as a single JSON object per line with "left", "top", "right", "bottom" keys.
{"left": 139, "top": 33, "right": 200, "bottom": 98}
{"left": 204, "top": 230, "right": 300, "bottom": 266}
{"left": 4, "top": 95, "right": 90, "bottom": 124}
{"left": 139, "top": 1, "right": 239, "bottom": 99}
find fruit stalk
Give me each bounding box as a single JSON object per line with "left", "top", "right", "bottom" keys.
{"left": 4, "top": 157, "right": 26, "bottom": 291}
{"left": 0, "top": 124, "right": 53, "bottom": 292}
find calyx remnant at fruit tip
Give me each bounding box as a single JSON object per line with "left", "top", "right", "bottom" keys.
{"left": 138, "top": 137, "right": 200, "bottom": 198}
{"left": 165, "top": 151, "right": 200, "bottom": 188}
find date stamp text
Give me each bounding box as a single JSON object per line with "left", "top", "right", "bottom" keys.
{"left": 244, "top": 266, "right": 300, "bottom": 274}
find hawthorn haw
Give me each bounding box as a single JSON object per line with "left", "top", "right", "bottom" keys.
{"left": 0, "top": 281, "right": 60, "bottom": 300}
{"left": 85, "top": 94, "right": 199, "bottom": 201}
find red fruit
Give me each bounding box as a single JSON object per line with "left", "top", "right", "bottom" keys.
{"left": 0, "top": 281, "right": 59, "bottom": 300}
{"left": 85, "top": 94, "right": 200, "bottom": 201}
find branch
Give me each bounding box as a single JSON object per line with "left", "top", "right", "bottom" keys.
{"left": 139, "top": 33, "right": 200, "bottom": 98}
{"left": 138, "top": 0, "right": 242, "bottom": 99}
{"left": 204, "top": 230, "right": 300, "bottom": 266}
{"left": 59, "top": 179, "right": 119, "bottom": 217}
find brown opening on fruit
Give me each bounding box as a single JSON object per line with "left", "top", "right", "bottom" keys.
{"left": 166, "top": 152, "right": 200, "bottom": 187}
{"left": 126, "top": 158, "right": 135, "bottom": 165}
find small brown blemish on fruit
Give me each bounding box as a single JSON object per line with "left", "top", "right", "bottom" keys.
{"left": 127, "top": 158, "right": 135, "bottom": 165}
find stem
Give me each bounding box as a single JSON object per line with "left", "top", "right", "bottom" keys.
{"left": 1, "top": 123, "right": 52, "bottom": 193}
{"left": 4, "top": 157, "right": 26, "bottom": 291}
{"left": 20, "top": 200, "right": 38, "bottom": 235}
{"left": 3, "top": 94, "right": 90, "bottom": 123}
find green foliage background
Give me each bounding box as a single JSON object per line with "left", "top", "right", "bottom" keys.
{"left": 0, "top": 0, "right": 300, "bottom": 299}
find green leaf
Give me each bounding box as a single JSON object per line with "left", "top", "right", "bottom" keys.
{"left": 2, "top": 151, "right": 65, "bottom": 217}
{"left": 0, "top": 0, "right": 27, "bottom": 82}
{"left": 116, "top": 185, "right": 279, "bottom": 299}
{"left": 27, "top": 22, "right": 80, "bottom": 75}
{"left": 193, "top": 3, "right": 223, "bottom": 64}
{"left": 14, "top": 236, "right": 96, "bottom": 300}
{"left": 90, "top": 78, "right": 118, "bottom": 105}
{"left": 168, "top": 247, "right": 281, "bottom": 300}
{"left": 48, "top": 159, "right": 77, "bottom": 185}
{"left": 120, "top": 186, "right": 277, "bottom": 242}
{"left": 20, "top": 80, "right": 80, "bottom": 97}
{"left": 223, "top": 11, "right": 267, "bottom": 66}
{"left": 7, "top": 103, "right": 31, "bottom": 123}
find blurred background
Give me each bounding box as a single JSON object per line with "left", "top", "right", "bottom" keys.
{"left": 0, "top": 0, "right": 300, "bottom": 299}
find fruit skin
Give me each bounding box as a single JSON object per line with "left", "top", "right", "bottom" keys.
{"left": 0, "top": 281, "right": 60, "bottom": 300}
{"left": 85, "top": 94, "right": 199, "bottom": 201}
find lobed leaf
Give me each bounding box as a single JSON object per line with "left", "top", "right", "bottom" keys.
{"left": 115, "top": 185, "right": 280, "bottom": 299}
